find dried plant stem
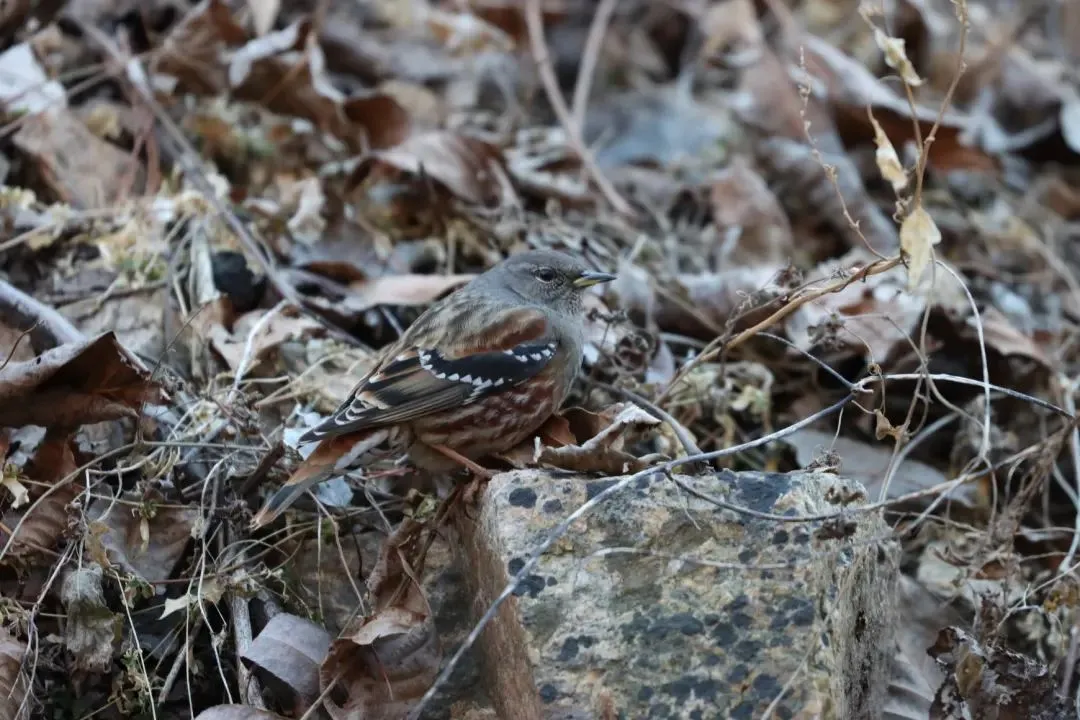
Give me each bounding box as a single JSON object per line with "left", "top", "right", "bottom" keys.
{"left": 524, "top": 0, "right": 634, "bottom": 217}
{"left": 570, "top": 0, "right": 618, "bottom": 133}
{"left": 657, "top": 255, "right": 903, "bottom": 405}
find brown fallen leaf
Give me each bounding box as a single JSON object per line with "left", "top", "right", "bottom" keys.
{"left": 0, "top": 428, "right": 80, "bottom": 562}
{"left": 0, "top": 331, "right": 161, "bottom": 429}
{"left": 962, "top": 306, "right": 1053, "bottom": 368}
{"left": 537, "top": 403, "right": 664, "bottom": 475}
{"left": 709, "top": 156, "right": 794, "bottom": 268}
{"left": 0, "top": 627, "right": 28, "bottom": 720}
{"left": 0, "top": 42, "right": 133, "bottom": 208}
{"left": 242, "top": 613, "right": 332, "bottom": 706}
{"left": 354, "top": 131, "right": 505, "bottom": 205}
{"left": 155, "top": 2, "right": 409, "bottom": 150}
{"left": 14, "top": 107, "right": 133, "bottom": 209}
{"left": 785, "top": 248, "right": 967, "bottom": 362}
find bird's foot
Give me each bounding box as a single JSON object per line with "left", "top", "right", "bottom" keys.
{"left": 462, "top": 473, "right": 490, "bottom": 504}
{"left": 430, "top": 444, "right": 494, "bottom": 478}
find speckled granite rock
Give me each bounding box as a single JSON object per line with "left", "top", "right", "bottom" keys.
{"left": 455, "top": 469, "right": 899, "bottom": 720}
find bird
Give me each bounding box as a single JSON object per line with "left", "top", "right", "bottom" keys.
{"left": 252, "top": 250, "right": 615, "bottom": 526}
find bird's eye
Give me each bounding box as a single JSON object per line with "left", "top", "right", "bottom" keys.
{"left": 534, "top": 267, "right": 557, "bottom": 283}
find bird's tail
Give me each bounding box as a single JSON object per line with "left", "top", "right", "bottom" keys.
{"left": 251, "top": 429, "right": 390, "bottom": 528}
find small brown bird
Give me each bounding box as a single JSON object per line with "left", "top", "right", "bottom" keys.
{"left": 253, "top": 250, "right": 615, "bottom": 525}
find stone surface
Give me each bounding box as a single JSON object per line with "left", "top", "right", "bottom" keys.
{"left": 455, "top": 468, "right": 899, "bottom": 720}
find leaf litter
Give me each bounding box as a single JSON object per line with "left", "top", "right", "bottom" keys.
{"left": 0, "top": 0, "right": 1079, "bottom": 716}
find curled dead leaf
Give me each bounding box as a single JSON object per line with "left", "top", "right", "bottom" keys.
{"left": 900, "top": 204, "right": 941, "bottom": 290}
{"left": 61, "top": 564, "right": 119, "bottom": 673}
{"left": 242, "top": 613, "right": 332, "bottom": 704}
{"left": 870, "top": 113, "right": 908, "bottom": 193}
{"left": 0, "top": 332, "right": 160, "bottom": 429}
{"left": 537, "top": 403, "right": 664, "bottom": 475}
{"left": 873, "top": 28, "right": 923, "bottom": 87}
{"left": 928, "top": 626, "right": 1070, "bottom": 717}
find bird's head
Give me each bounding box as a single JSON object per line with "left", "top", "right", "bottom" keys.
{"left": 485, "top": 250, "right": 615, "bottom": 315}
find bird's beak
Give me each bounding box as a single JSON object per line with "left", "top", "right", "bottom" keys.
{"left": 573, "top": 270, "right": 617, "bottom": 288}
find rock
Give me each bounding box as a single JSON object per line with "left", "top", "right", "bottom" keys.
{"left": 454, "top": 469, "right": 899, "bottom": 719}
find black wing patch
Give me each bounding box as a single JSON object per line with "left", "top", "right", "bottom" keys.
{"left": 415, "top": 341, "right": 557, "bottom": 402}
{"left": 297, "top": 341, "right": 557, "bottom": 442}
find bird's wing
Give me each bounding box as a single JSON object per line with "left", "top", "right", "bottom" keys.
{"left": 298, "top": 306, "right": 555, "bottom": 442}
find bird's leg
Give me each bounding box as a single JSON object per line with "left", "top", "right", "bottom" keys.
{"left": 429, "top": 444, "right": 494, "bottom": 478}
{"left": 430, "top": 444, "right": 493, "bottom": 503}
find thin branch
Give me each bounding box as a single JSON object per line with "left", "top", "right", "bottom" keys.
{"left": 570, "top": 0, "right": 618, "bottom": 133}
{"left": 524, "top": 0, "right": 634, "bottom": 217}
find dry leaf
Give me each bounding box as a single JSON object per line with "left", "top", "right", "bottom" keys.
{"left": 61, "top": 564, "right": 120, "bottom": 673}
{"left": 709, "top": 156, "right": 794, "bottom": 267}
{"left": 804, "top": 36, "right": 996, "bottom": 174}
{"left": 195, "top": 706, "right": 289, "bottom": 720}
{"left": 358, "top": 131, "right": 505, "bottom": 204}
{"left": 537, "top": 403, "right": 663, "bottom": 474}
{"left": 14, "top": 107, "right": 131, "bottom": 209}
{"left": 86, "top": 496, "right": 199, "bottom": 587}
{"left": 928, "top": 626, "right": 1071, "bottom": 717}
{"left": 0, "top": 466, "right": 27, "bottom": 509}
{"left": 873, "top": 28, "right": 923, "bottom": 86}
{"left": 210, "top": 307, "right": 324, "bottom": 374}
{"left": 347, "top": 274, "right": 472, "bottom": 309}
{"left": 242, "top": 614, "right": 332, "bottom": 704}
{"left": 156, "top": 3, "right": 409, "bottom": 150}
{"left": 870, "top": 113, "right": 908, "bottom": 193}
{"left": 0, "top": 628, "right": 28, "bottom": 720}
{"left": 0, "top": 332, "right": 161, "bottom": 429}
{"left": 425, "top": 8, "right": 515, "bottom": 54}
{"left": 0, "top": 429, "right": 79, "bottom": 562}
{"left": 160, "top": 578, "right": 223, "bottom": 619}
{"left": 899, "top": 204, "right": 941, "bottom": 290}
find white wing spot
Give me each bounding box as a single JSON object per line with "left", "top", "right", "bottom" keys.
{"left": 448, "top": 373, "right": 460, "bottom": 381}
{"left": 530, "top": 353, "right": 543, "bottom": 361}
{"left": 494, "top": 378, "right": 505, "bottom": 386}
{"left": 460, "top": 374, "right": 473, "bottom": 384}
